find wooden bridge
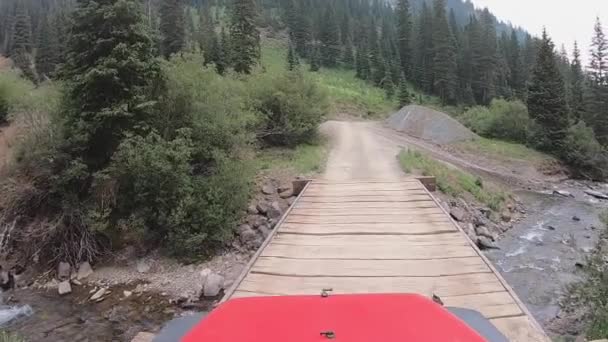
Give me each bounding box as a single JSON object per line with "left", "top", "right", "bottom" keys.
{"left": 223, "top": 178, "right": 549, "bottom": 341}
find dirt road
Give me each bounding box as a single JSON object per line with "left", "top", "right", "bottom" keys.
{"left": 320, "top": 121, "right": 404, "bottom": 181}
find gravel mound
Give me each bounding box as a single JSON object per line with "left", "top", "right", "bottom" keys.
{"left": 387, "top": 105, "right": 478, "bottom": 144}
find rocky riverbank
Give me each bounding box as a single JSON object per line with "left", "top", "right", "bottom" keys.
{"left": 0, "top": 177, "right": 304, "bottom": 341}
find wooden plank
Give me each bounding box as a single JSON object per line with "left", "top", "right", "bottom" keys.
{"left": 286, "top": 214, "right": 451, "bottom": 224}
{"left": 293, "top": 201, "right": 438, "bottom": 209}
{"left": 281, "top": 222, "right": 457, "bottom": 235}
{"left": 261, "top": 243, "right": 477, "bottom": 260}
{"left": 490, "top": 316, "right": 550, "bottom": 342}
{"left": 220, "top": 181, "right": 313, "bottom": 303}
{"left": 289, "top": 207, "right": 446, "bottom": 216}
{"left": 311, "top": 180, "right": 421, "bottom": 185}
{"left": 237, "top": 272, "right": 507, "bottom": 298}
{"left": 302, "top": 190, "right": 430, "bottom": 197}
{"left": 251, "top": 256, "right": 491, "bottom": 277}
{"left": 273, "top": 232, "right": 467, "bottom": 246}
{"left": 297, "top": 195, "right": 432, "bottom": 203}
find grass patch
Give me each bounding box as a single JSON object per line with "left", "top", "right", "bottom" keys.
{"left": 398, "top": 149, "right": 507, "bottom": 211}
{"left": 260, "top": 38, "right": 396, "bottom": 117}
{"left": 454, "top": 137, "right": 556, "bottom": 164}
{"left": 0, "top": 332, "right": 25, "bottom": 342}
{"left": 255, "top": 138, "right": 328, "bottom": 176}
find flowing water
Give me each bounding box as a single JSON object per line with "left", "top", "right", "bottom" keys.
{"left": 486, "top": 186, "right": 607, "bottom": 328}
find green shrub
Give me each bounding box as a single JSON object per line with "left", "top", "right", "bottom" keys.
{"left": 561, "top": 121, "right": 608, "bottom": 180}
{"left": 98, "top": 131, "right": 252, "bottom": 258}
{"left": 459, "top": 99, "right": 530, "bottom": 142}
{"left": 251, "top": 71, "right": 328, "bottom": 146}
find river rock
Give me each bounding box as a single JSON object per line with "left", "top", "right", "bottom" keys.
{"left": 247, "top": 204, "right": 259, "bottom": 215}
{"left": 279, "top": 188, "right": 293, "bottom": 199}
{"left": 267, "top": 201, "right": 283, "bottom": 219}
{"left": 584, "top": 190, "right": 608, "bottom": 200}
{"left": 57, "top": 262, "right": 71, "bottom": 280}
{"left": 258, "top": 225, "right": 272, "bottom": 239}
{"left": 553, "top": 190, "right": 573, "bottom": 198}
{"left": 256, "top": 202, "right": 269, "bottom": 215}
{"left": 476, "top": 237, "right": 499, "bottom": 250}
{"left": 261, "top": 184, "right": 275, "bottom": 195}
{"left": 58, "top": 280, "right": 72, "bottom": 295}
{"left": 123, "top": 290, "right": 133, "bottom": 298}
{"left": 475, "top": 226, "right": 496, "bottom": 241}
{"left": 450, "top": 207, "right": 466, "bottom": 222}
{"left": 203, "top": 273, "right": 225, "bottom": 297}
{"left": 500, "top": 211, "right": 512, "bottom": 222}
{"left": 90, "top": 288, "right": 107, "bottom": 301}
{"left": 238, "top": 225, "right": 262, "bottom": 248}
{"left": 572, "top": 216, "right": 581, "bottom": 222}
{"left": 200, "top": 268, "right": 212, "bottom": 282}
{"left": 136, "top": 260, "right": 151, "bottom": 273}
{"left": 77, "top": 262, "right": 94, "bottom": 280}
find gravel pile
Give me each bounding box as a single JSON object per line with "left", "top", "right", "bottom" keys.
{"left": 386, "top": 105, "right": 478, "bottom": 144}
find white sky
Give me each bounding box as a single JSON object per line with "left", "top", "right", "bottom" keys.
{"left": 469, "top": 0, "right": 608, "bottom": 65}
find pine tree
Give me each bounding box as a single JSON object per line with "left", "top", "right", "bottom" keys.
{"left": 61, "top": 0, "right": 160, "bottom": 170}
{"left": 159, "top": 0, "right": 185, "bottom": 58}
{"left": 382, "top": 60, "right": 394, "bottom": 98}
{"left": 309, "top": 44, "right": 320, "bottom": 72}
{"left": 431, "top": 0, "right": 457, "bottom": 104}
{"left": 229, "top": 0, "right": 260, "bottom": 74}
{"left": 396, "top": 0, "right": 412, "bottom": 77}
{"left": 286, "top": 40, "right": 299, "bottom": 71}
{"left": 319, "top": 5, "right": 341, "bottom": 67}
{"left": 35, "top": 15, "right": 59, "bottom": 80}
{"left": 473, "top": 9, "right": 497, "bottom": 105}
{"left": 342, "top": 39, "right": 355, "bottom": 68}
{"left": 199, "top": 7, "right": 214, "bottom": 61}
{"left": 413, "top": 2, "right": 434, "bottom": 92}
{"left": 11, "top": 5, "right": 37, "bottom": 83}
{"left": 569, "top": 41, "right": 585, "bottom": 120}
{"left": 527, "top": 29, "right": 569, "bottom": 152}
{"left": 208, "top": 30, "right": 227, "bottom": 74}
{"left": 586, "top": 17, "right": 608, "bottom": 145}
{"left": 508, "top": 30, "right": 525, "bottom": 99}
{"left": 398, "top": 72, "right": 411, "bottom": 107}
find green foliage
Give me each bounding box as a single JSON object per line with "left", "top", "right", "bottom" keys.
{"left": 0, "top": 332, "right": 25, "bottom": 342}
{"left": 60, "top": 0, "right": 161, "bottom": 171}
{"left": 286, "top": 41, "right": 299, "bottom": 71}
{"left": 229, "top": 0, "right": 260, "bottom": 74}
{"left": 160, "top": 0, "right": 186, "bottom": 58}
{"left": 11, "top": 5, "right": 37, "bottom": 83}
{"left": 459, "top": 99, "right": 530, "bottom": 142}
{"left": 251, "top": 71, "right": 328, "bottom": 146}
{"left": 396, "top": 0, "right": 412, "bottom": 77}
{"left": 398, "top": 73, "right": 411, "bottom": 107}
{"left": 561, "top": 121, "right": 608, "bottom": 180}
{"left": 99, "top": 131, "right": 252, "bottom": 257}
{"left": 398, "top": 149, "right": 507, "bottom": 211}
{"left": 432, "top": 0, "right": 457, "bottom": 104}
{"left": 527, "top": 29, "right": 569, "bottom": 153}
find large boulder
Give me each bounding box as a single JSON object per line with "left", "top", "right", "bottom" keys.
{"left": 58, "top": 281, "right": 72, "bottom": 295}
{"left": 57, "top": 262, "right": 71, "bottom": 280}
{"left": 386, "top": 105, "right": 478, "bottom": 144}
{"left": 203, "top": 273, "right": 225, "bottom": 297}
{"left": 267, "top": 201, "right": 283, "bottom": 219}
{"left": 450, "top": 207, "right": 467, "bottom": 222}
{"left": 77, "top": 262, "right": 94, "bottom": 280}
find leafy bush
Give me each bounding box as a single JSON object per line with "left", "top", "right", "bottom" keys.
{"left": 251, "top": 71, "right": 328, "bottom": 146}
{"left": 96, "top": 130, "right": 251, "bottom": 258}
{"left": 459, "top": 99, "right": 530, "bottom": 142}
{"left": 561, "top": 121, "right": 608, "bottom": 180}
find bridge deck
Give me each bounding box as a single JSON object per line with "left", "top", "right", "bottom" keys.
{"left": 223, "top": 179, "right": 549, "bottom": 341}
